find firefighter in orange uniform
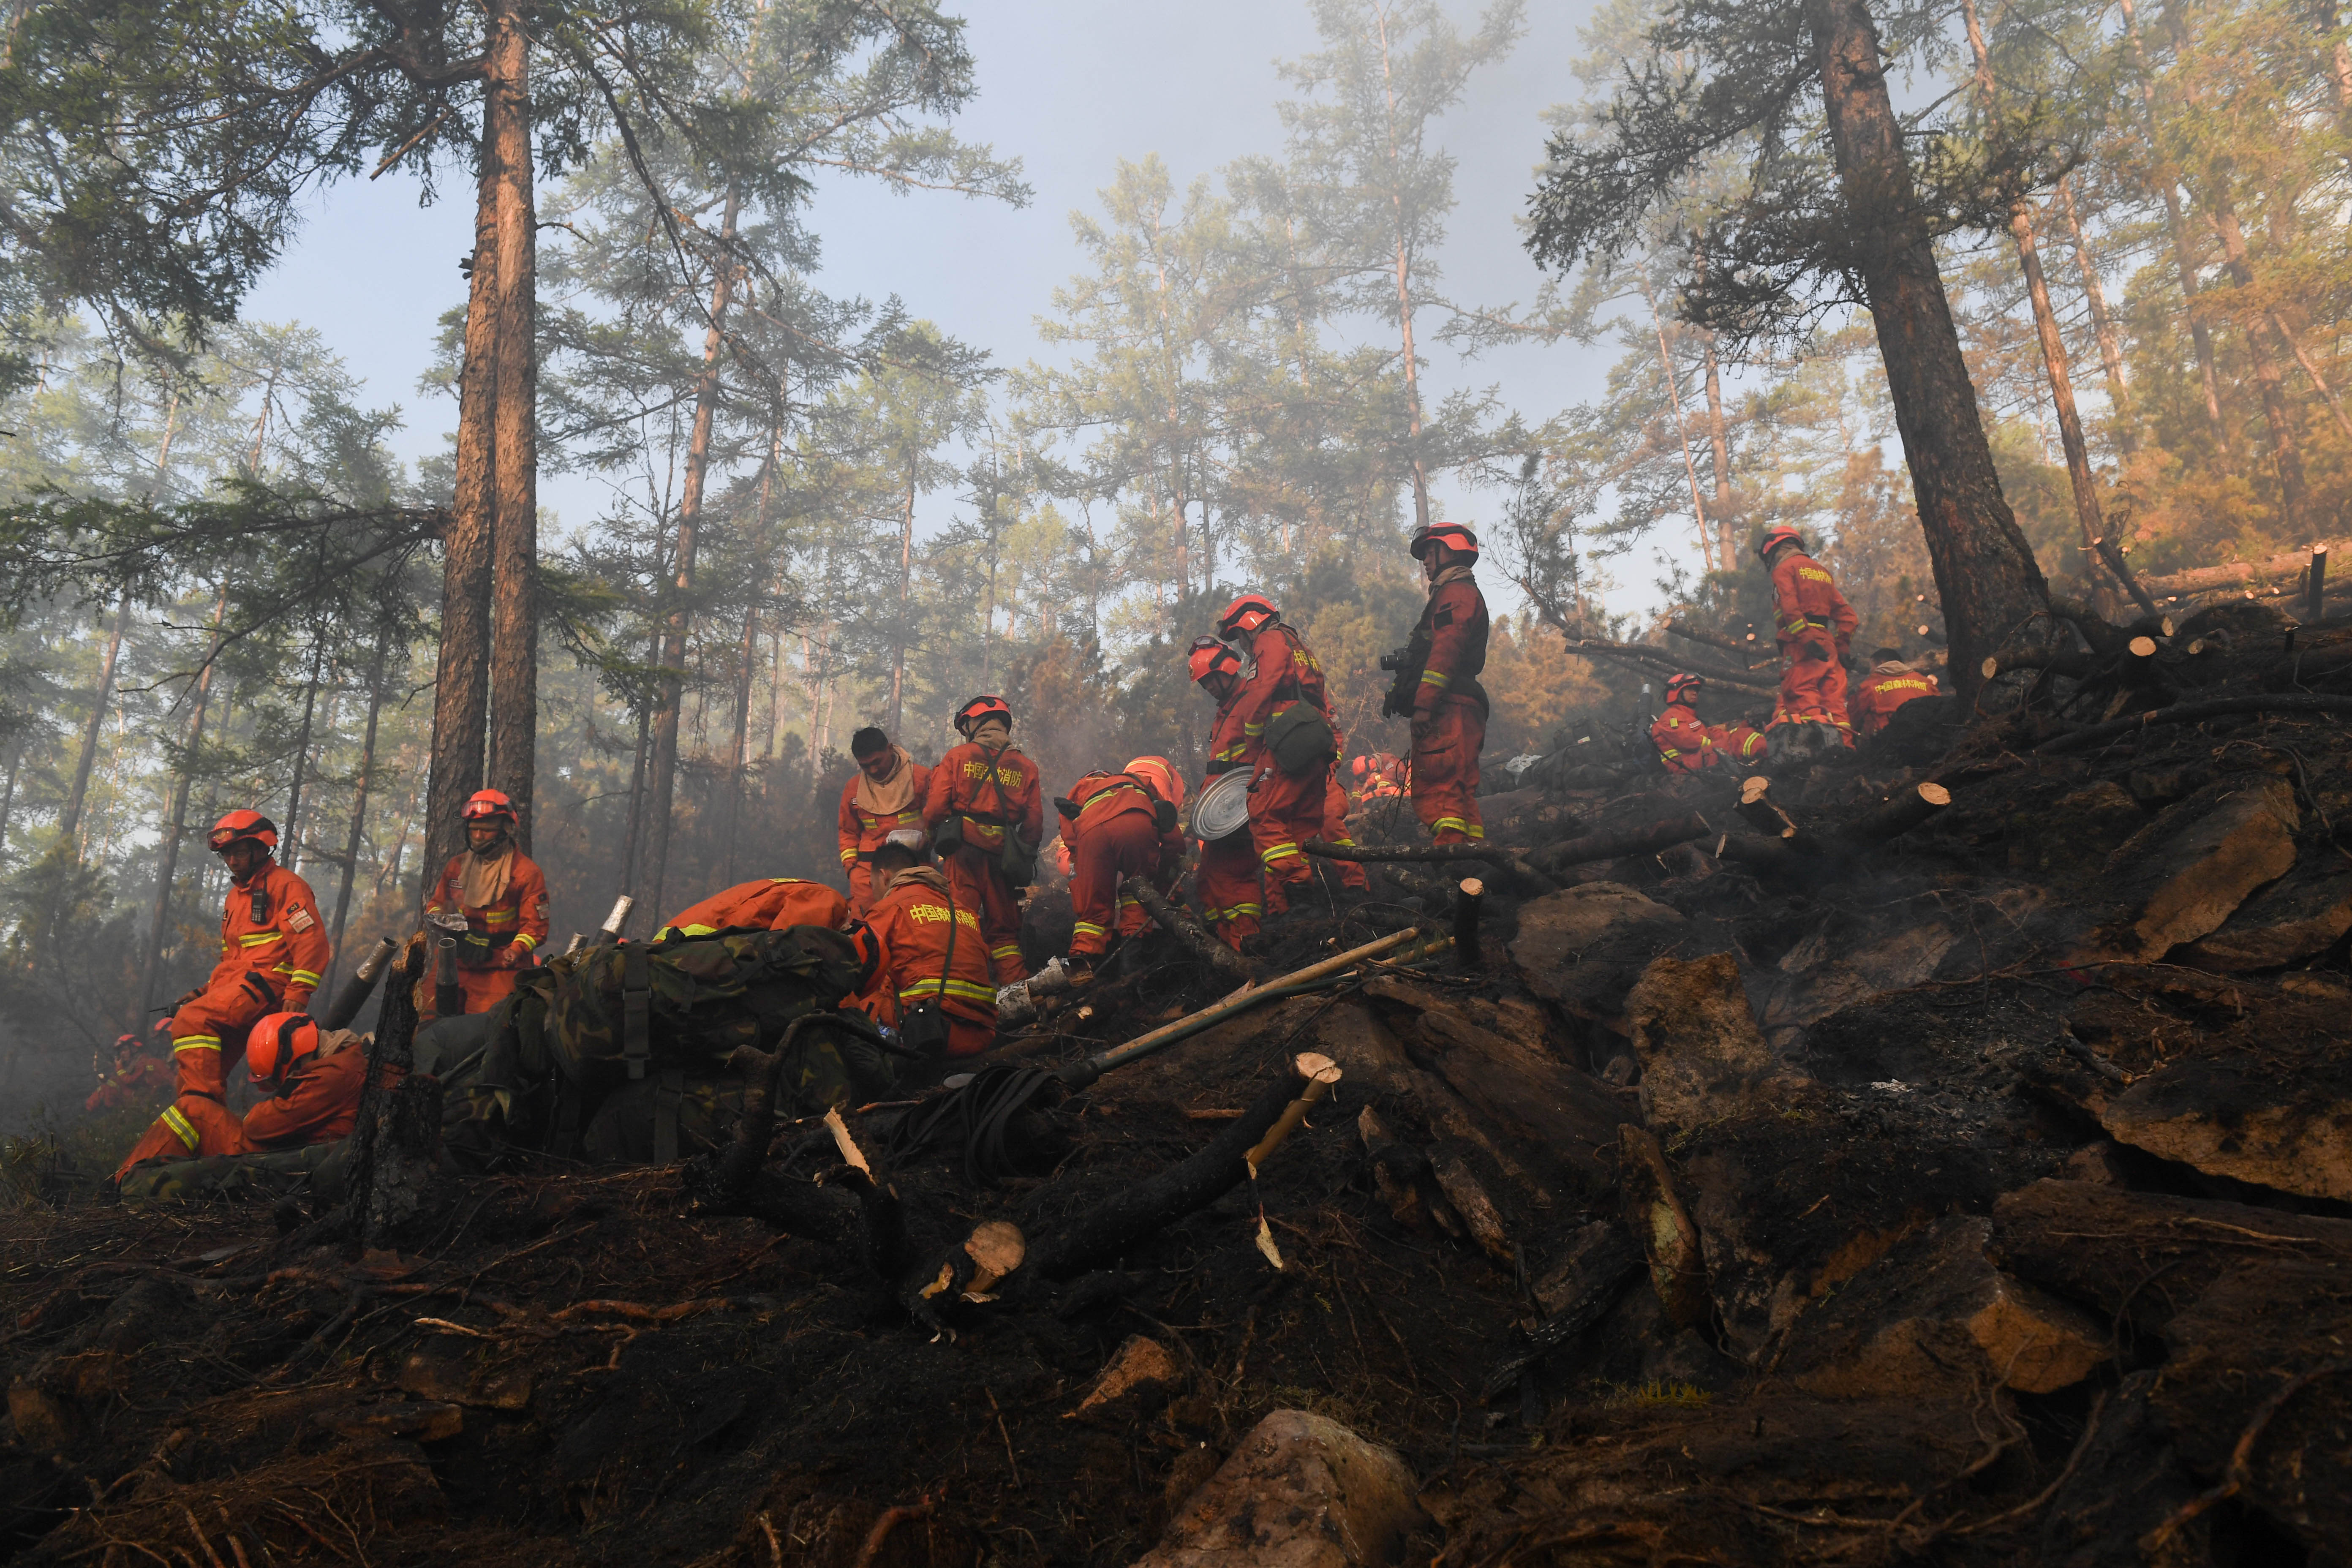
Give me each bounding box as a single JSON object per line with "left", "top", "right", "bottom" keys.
{"left": 1190, "top": 636, "right": 1264, "bottom": 950}
{"left": 1220, "top": 593, "right": 1341, "bottom": 914}
{"left": 422, "top": 789, "right": 549, "bottom": 1018}
{"left": 1759, "top": 526, "right": 1859, "bottom": 742}
{"left": 1650, "top": 674, "right": 1768, "bottom": 774}
{"left": 836, "top": 727, "right": 930, "bottom": 915}
{"left": 114, "top": 810, "right": 331, "bottom": 1179}
{"left": 920, "top": 696, "right": 1043, "bottom": 985}
{"left": 861, "top": 833, "right": 998, "bottom": 1058}
{"left": 1851, "top": 649, "right": 1942, "bottom": 739}
{"left": 1058, "top": 756, "right": 1187, "bottom": 972}
{"left": 656, "top": 879, "right": 850, "bottom": 942}
{"left": 1349, "top": 753, "right": 1404, "bottom": 801}
{"left": 1391, "top": 523, "right": 1491, "bottom": 847}
{"left": 241, "top": 1013, "right": 376, "bottom": 1151}
{"left": 87, "top": 1035, "right": 174, "bottom": 1113}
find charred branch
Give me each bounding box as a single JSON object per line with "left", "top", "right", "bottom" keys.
{"left": 1304, "top": 838, "right": 1558, "bottom": 896}
{"left": 1531, "top": 814, "right": 1712, "bottom": 871}
{"left": 1123, "top": 875, "right": 1263, "bottom": 986}
{"left": 2035, "top": 693, "right": 2352, "bottom": 755}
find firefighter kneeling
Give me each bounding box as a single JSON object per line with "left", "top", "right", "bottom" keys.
{"left": 863, "top": 830, "right": 1000, "bottom": 1059}
{"left": 1650, "top": 673, "right": 1767, "bottom": 774}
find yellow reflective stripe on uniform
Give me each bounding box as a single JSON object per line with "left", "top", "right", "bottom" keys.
{"left": 1243, "top": 721, "right": 1266, "bottom": 736}
{"left": 1432, "top": 818, "right": 1486, "bottom": 839}
{"left": 238, "top": 931, "right": 282, "bottom": 947}
{"left": 286, "top": 969, "right": 321, "bottom": 988}
{"left": 161, "top": 1105, "right": 200, "bottom": 1152}
{"left": 1070, "top": 921, "right": 1107, "bottom": 937}
{"left": 988, "top": 943, "right": 1022, "bottom": 961}
{"left": 1658, "top": 746, "right": 1682, "bottom": 759}
{"left": 899, "top": 978, "right": 998, "bottom": 1005}
{"left": 480, "top": 910, "right": 517, "bottom": 924}
{"left": 839, "top": 847, "right": 859, "bottom": 863}
{"left": 1260, "top": 841, "right": 1300, "bottom": 865}
{"left": 1420, "top": 670, "right": 1450, "bottom": 687}
{"left": 173, "top": 1035, "right": 221, "bottom": 1054}
{"left": 513, "top": 934, "right": 537, "bottom": 951}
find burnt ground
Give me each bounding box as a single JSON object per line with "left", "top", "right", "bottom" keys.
{"left": 8, "top": 599, "right": 2352, "bottom": 1567}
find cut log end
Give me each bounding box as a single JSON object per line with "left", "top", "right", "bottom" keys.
{"left": 1295, "top": 1051, "right": 1342, "bottom": 1091}
{"left": 1740, "top": 775, "right": 1772, "bottom": 806}
{"left": 824, "top": 1107, "right": 874, "bottom": 1179}
{"left": 1458, "top": 877, "right": 1485, "bottom": 898}
{"left": 1918, "top": 781, "right": 1951, "bottom": 807}
{"left": 2130, "top": 635, "right": 2158, "bottom": 658}
{"left": 961, "top": 1221, "right": 1027, "bottom": 1295}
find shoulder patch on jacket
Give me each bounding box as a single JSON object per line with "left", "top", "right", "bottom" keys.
{"left": 286, "top": 906, "right": 315, "bottom": 933}
{"left": 1434, "top": 607, "right": 1456, "bottom": 628}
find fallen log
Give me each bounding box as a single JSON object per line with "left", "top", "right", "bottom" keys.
{"left": 1714, "top": 832, "right": 1799, "bottom": 877}
{"left": 1667, "top": 621, "right": 1768, "bottom": 663}
{"left": 1560, "top": 636, "right": 1776, "bottom": 693}
{"left": 1530, "top": 813, "right": 1711, "bottom": 871}
{"left": 1123, "top": 875, "right": 1262, "bottom": 986}
{"left": 1481, "top": 1222, "right": 1641, "bottom": 1397}
{"left": 2137, "top": 536, "right": 2352, "bottom": 599}
{"left": 1452, "top": 879, "right": 1485, "bottom": 972}
{"left": 1843, "top": 781, "right": 1953, "bottom": 847}
{"left": 2034, "top": 693, "right": 2352, "bottom": 755}
{"left": 1029, "top": 1054, "right": 1336, "bottom": 1279}
{"left": 1303, "top": 837, "right": 1558, "bottom": 895}
{"left": 1981, "top": 650, "right": 2097, "bottom": 683}
{"left": 1736, "top": 776, "right": 1801, "bottom": 841}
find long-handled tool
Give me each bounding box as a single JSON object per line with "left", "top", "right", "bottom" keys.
{"left": 319, "top": 936, "right": 399, "bottom": 1029}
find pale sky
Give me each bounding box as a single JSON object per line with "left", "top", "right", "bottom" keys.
{"left": 241, "top": 0, "right": 1641, "bottom": 615}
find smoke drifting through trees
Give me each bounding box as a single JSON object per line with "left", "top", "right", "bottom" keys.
{"left": 0, "top": 0, "right": 2349, "bottom": 1120}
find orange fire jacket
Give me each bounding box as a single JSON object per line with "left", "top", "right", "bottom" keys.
{"left": 425, "top": 851, "right": 551, "bottom": 967}
{"left": 657, "top": 878, "right": 850, "bottom": 941}
{"left": 208, "top": 859, "right": 332, "bottom": 1014}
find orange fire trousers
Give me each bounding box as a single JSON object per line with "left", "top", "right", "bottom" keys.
{"left": 1411, "top": 697, "right": 1486, "bottom": 847}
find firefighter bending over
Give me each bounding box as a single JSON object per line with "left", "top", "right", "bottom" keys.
{"left": 862, "top": 831, "right": 999, "bottom": 1059}
{"left": 921, "top": 696, "right": 1043, "bottom": 985}
{"left": 1057, "top": 755, "right": 1185, "bottom": 977}
{"left": 1851, "top": 648, "right": 1942, "bottom": 739}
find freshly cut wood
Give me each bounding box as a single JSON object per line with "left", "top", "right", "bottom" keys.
{"left": 1736, "top": 776, "right": 1799, "bottom": 840}
{"left": 1843, "top": 781, "right": 1952, "bottom": 847}
{"left": 1981, "top": 650, "right": 2095, "bottom": 682}
{"left": 1243, "top": 1053, "right": 1342, "bottom": 1171}
{"left": 1124, "top": 876, "right": 1262, "bottom": 987}
{"left": 1029, "top": 1057, "right": 1328, "bottom": 1279}
{"left": 1530, "top": 813, "right": 1710, "bottom": 870}
{"left": 1452, "top": 878, "right": 1485, "bottom": 971}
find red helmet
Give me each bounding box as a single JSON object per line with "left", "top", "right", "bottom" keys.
{"left": 1666, "top": 673, "right": 1706, "bottom": 703}
{"left": 1350, "top": 755, "right": 1371, "bottom": 779}
{"left": 462, "top": 788, "right": 518, "bottom": 824}
{"left": 1187, "top": 635, "right": 1244, "bottom": 686}
{"left": 1758, "top": 526, "right": 1804, "bottom": 560}
{"left": 1409, "top": 522, "right": 1480, "bottom": 561}
{"left": 1125, "top": 755, "right": 1184, "bottom": 810}
{"left": 953, "top": 695, "right": 1013, "bottom": 736}
{"left": 247, "top": 1011, "right": 321, "bottom": 1087}
{"left": 208, "top": 808, "right": 278, "bottom": 854}
{"left": 1217, "top": 593, "right": 1279, "bottom": 638}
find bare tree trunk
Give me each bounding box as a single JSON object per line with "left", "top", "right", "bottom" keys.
{"left": 645, "top": 188, "right": 743, "bottom": 923}
{"left": 2208, "top": 191, "right": 2308, "bottom": 526}
{"left": 427, "top": 42, "right": 505, "bottom": 907}
{"left": 485, "top": 0, "right": 539, "bottom": 849}
{"left": 890, "top": 473, "right": 913, "bottom": 734}
{"left": 1960, "top": 0, "right": 2140, "bottom": 612}
{"left": 1806, "top": 0, "right": 2049, "bottom": 696}
{"left": 139, "top": 591, "right": 227, "bottom": 1015}
{"left": 60, "top": 590, "right": 131, "bottom": 848}
{"left": 324, "top": 627, "right": 390, "bottom": 993}
{"left": 0, "top": 745, "right": 19, "bottom": 868}
{"left": 283, "top": 640, "right": 324, "bottom": 869}
{"left": 620, "top": 633, "right": 657, "bottom": 906}
{"left": 2054, "top": 178, "right": 2135, "bottom": 456}
{"left": 1701, "top": 336, "right": 1738, "bottom": 572}
{"left": 1376, "top": 9, "right": 1432, "bottom": 534}
{"left": 2119, "top": 0, "right": 2230, "bottom": 451}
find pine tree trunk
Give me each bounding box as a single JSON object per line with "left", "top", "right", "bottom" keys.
{"left": 2119, "top": 0, "right": 2230, "bottom": 451}
{"left": 283, "top": 642, "right": 324, "bottom": 869}
{"left": 485, "top": 0, "right": 539, "bottom": 849}
{"left": 645, "top": 189, "right": 743, "bottom": 923}
{"left": 2054, "top": 179, "right": 2135, "bottom": 456}
{"left": 2208, "top": 190, "right": 2308, "bottom": 526}
{"left": 1373, "top": 9, "right": 1432, "bottom": 534}
{"left": 0, "top": 744, "right": 21, "bottom": 866}
{"left": 427, "top": 60, "right": 504, "bottom": 907}
{"left": 60, "top": 591, "right": 130, "bottom": 850}
{"left": 890, "top": 475, "right": 913, "bottom": 733}
{"left": 324, "top": 628, "right": 389, "bottom": 993}
{"left": 724, "top": 603, "right": 757, "bottom": 885}
{"left": 619, "top": 638, "right": 654, "bottom": 910}
{"left": 1805, "top": 0, "right": 2050, "bottom": 694}
{"left": 139, "top": 592, "right": 227, "bottom": 1015}
{"left": 1638, "top": 272, "right": 1714, "bottom": 573}
{"left": 1701, "top": 336, "right": 1737, "bottom": 572}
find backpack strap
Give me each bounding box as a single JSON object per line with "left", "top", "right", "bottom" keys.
{"left": 622, "top": 942, "right": 652, "bottom": 1082}
{"left": 653, "top": 1069, "right": 685, "bottom": 1164}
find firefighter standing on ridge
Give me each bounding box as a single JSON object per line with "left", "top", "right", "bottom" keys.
{"left": 1650, "top": 673, "right": 1767, "bottom": 774}
{"left": 920, "top": 696, "right": 1043, "bottom": 985}
{"left": 1851, "top": 648, "right": 1942, "bottom": 739}
{"left": 1220, "top": 593, "right": 1342, "bottom": 916}
{"left": 836, "top": 727, "right": 929, "bottom": 915}
{"left": 1387, "top": 523, "right": 1491, "bottom": 846}
{"left": 114, "top": 809, "right": 330, "bottom": 1179}
{"left": 422, "top": 789, "right": 549, "bottom": 1018}
{"left": 1189, "top": 635, "right": 1264, "bottom": 950}
{"left": 1056, "top": 755, "right": 1186, "bottom": 975}
{"left": 1758, "top": 526, "right": 1859, "bottom": 749}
